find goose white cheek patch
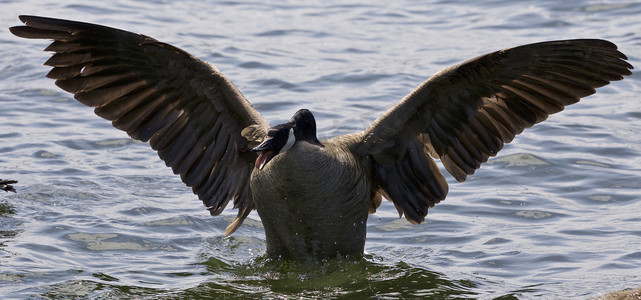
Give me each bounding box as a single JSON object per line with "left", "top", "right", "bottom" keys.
{"left": 281, "top": 128, "right": 295, "bottom": 152}
{"left": 255, "top": 128, "right": 294, "bottom": 170}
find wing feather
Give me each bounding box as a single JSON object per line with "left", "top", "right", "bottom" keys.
{"left": 10, "top": 15, "right": 270, "bottom": 234}
{"left": 360, "top": 39, "right": 632, "bottom": 224}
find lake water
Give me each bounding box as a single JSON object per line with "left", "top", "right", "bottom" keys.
{"left": 1, "top": 0, "right": 640, "bottom": 298}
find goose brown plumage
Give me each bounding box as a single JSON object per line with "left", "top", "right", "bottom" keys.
{"left": 10, "top": 15, "right": 633, "bottom": 261}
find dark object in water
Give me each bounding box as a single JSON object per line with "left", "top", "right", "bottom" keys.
{"left": 0, "top": 179, "right": 17, "bottom": 193}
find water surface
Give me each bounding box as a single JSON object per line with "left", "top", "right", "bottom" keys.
{"left": 1, "top": 0, "right": 640, "bottom": 298}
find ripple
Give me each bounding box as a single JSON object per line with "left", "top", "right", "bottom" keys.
{"left": 250, "top": 78, "right": 307, "bottom": 92}
{"left": 588, "top": 195, "right": 613, "bottom": 202}
{"left": 93, "top": 139, "right": 135, "bottom": 148}
{"left": 515, "top": 210, "right": 554, "bottom": 219}
{"left": 313, "top": 72, "right": 393, "bottom": 85}
{"left": 33, "top": 150, "right": 58, "bottom": 158}
{"left": 55, "top": 138, "right": 136, "bottom": 151}
{"left": 238, "top": 61, "right": 277, "bottom": 70}
{"left": 483, "top": 237, "right": 512, "bottom": 245}
{"left": 255, "top": 29, "right": 328, "bottom": 38}
{"left": 67, "top": 233, "right": 179, "bottom": 252}
{"left": 487, "top": 153, "right": 549, "bottom": 167}
{"left": 143, "top": 216, "right": 194, "bottom": 227}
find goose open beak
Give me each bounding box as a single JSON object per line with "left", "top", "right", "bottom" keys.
{"left": 255, "top": 150, "right": 276, "bottom": 170}
{"left": 252, "top": 138, "right": 277, "bottom": 170}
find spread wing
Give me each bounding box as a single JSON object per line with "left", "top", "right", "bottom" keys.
{"left": 10, "top": 15, "right": 271, "bottom": 235}
{"left": 359, "top": 39, "right": 632, "bottom": 224}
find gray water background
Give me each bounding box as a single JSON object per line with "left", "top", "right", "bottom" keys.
{"left": 1, "top": 0, "right": 640, "bottom": 298}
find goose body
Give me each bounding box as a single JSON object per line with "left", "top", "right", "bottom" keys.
{"left": 10, "top": 16, "right": 632, "bottom": 261}
{"left": 252, "top": 133, "right": 372, "bottom": 260}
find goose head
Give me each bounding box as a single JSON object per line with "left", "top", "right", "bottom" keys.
{"left": 251, "top": 109, "right": 323, "bottom": 170}
{"left": 252, "top": 123, "right": 294, "bottom": 170}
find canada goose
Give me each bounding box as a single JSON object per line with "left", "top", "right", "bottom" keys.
{"left": 10, "top": 15, "right": 632, "bottom": 261}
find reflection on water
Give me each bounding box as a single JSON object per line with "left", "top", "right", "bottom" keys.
{"left": 1, "top": 0, "right": 640, "bottom": 298}
{"left": 190, "top": 257, "right": 481, "bottom": 299}
{"left": 0, "top": 201, "right": 18, "bottom": 249}
{"left": 30, "top": 256, "right": 486, "bottom": 299}
{"left": 0, "top": 200, "right": 20, "bottom": 284}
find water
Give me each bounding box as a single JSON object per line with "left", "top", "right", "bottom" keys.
{"left": 1, "top": 0, "right": 640, "bottom": 298}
